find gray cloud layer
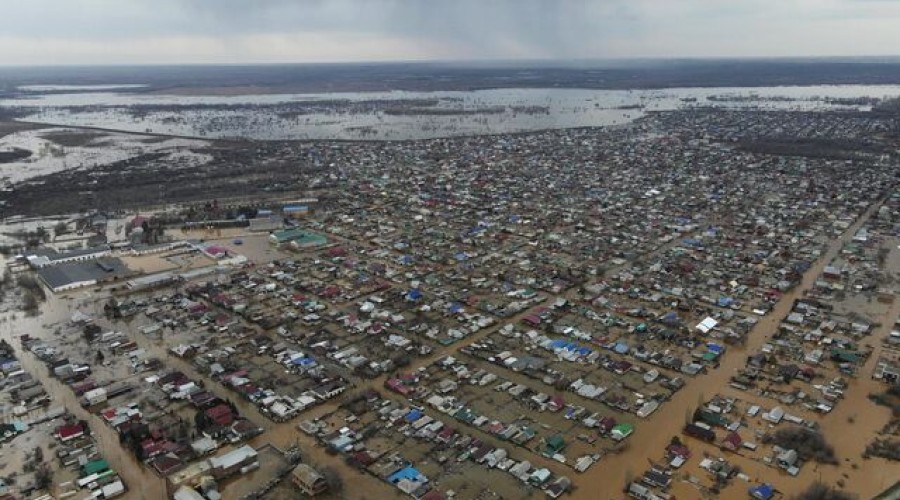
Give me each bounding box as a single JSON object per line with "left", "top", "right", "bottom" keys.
{"left": 2, "top": 0, "right": 900, "bottom": 64}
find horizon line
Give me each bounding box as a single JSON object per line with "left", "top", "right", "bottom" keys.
{"left": 3, "top": 54, "right": 900, "bottom": 69}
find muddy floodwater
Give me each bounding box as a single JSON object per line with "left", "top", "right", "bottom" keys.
{"left": 572, "top": 200, "right": 900, "bottom": 500}
{"left": 3, "top": 198, "right": 899, "bottom": 499}
{"left": 0, "top": 295, "right": 167, "bottom": 499}
{"left": 3, "top": 84, "right": 900, "bottom": 140}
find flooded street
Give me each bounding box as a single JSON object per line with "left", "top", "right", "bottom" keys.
{"left": 3, "top": 196, "right": 896, "bottom": 500}
{"left": 571, "top": 198, "right": 899, "bottom": 499}
{"left": 1, "top": 314, "right": 167, "bottom": 499}
{"left": 0, "top": 288, "right": 400, "bottom": 500}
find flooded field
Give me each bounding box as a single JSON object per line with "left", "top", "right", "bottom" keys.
{"left": 0, "top": 127, "right": 211, "bottom": 188}
{"left": 3, "top": 85, "right": 900, "bottom": 140}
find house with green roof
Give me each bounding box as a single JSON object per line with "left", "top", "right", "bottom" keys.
{"left": 830, "top": 347, "right": 861, "bottom": 364}
{"left": 268, "top": 228, "right": 328, "bottom": 248}
{"left": 513, "top": 426, "right": 536, "bottom": 445}
{"left": 269, "top": 228, "right": 307, "bottom": 244}
{"left": 695, "top": 409, "right": 728, "bottom": 428}
{"left": 611, "top": 423, "right": 634, "bottom": 441}
{"left": 543, "top": 434, "right": 566, "bottom": 456}
{"left": 82, "top": 459, "right": 110, "bottom": 476}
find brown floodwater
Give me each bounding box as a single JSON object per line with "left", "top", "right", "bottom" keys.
{"left": 569, "top": 200, "right": 899, "bottom": 499}
{"left": 4, "top": 198, "right": 898, "bottom": 500}
{"left": 1, "top": 313, "right": 167, "bottom": 499}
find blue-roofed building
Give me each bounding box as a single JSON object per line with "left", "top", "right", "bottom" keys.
{"left": 0, "top": 359, "right": 20, "bottom": 373}
{"left": 283, "top": 205, "right": 309, "bottom": 218}
{"left": 707, "top": 343, "right": 725, "bottom": 354}
{"left": 405, "top": 409, "right": 423, "bottom": 422}
{"left": 661, "top": 312, "right": 680, "bottom": 326}
{"left": 749, "top": 483, "right": 774, "bottom": 500}
{"left": 406, "top": 289, "right": 423, "bottom": 301}
{"left": 292, "top": 357, "right": 317, "bottom": 369}
{"left": 550, "top": 339, "right": 568, "bottom": 349}
{"left": 386, "top": 466, "right": 429, "bottom": 496}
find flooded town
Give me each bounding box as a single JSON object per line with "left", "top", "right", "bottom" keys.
{"left": 0, "top": 68, "right": 898, "bottom": 500}
{"left": 12, "top": 0, "right": 900, "bottom": 478}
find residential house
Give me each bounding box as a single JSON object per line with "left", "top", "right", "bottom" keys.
{"left": 291, "top": 464, "right": 328, "bottom": 497}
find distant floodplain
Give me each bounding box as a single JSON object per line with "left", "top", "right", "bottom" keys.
{"left": 2, "top": 84, "right": 900, "bottom": 140}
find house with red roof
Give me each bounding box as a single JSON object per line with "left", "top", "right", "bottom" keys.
{"left": 722, "top": 431, "right": 743, "bottom": 452}
{"left": 522, "top": 315, "right": 541, "bottom": 327}
{"left": 57, "top": 423, "right": 85, "bottom": 442}
{"left": 141, "top": 439, "right": 166, "bottom": 459}
{"left": 385, "top": 378, "right": 413, "bottom": 396}
{"left": 130, "top": 215, "right": 148, "bottom": 229}
{"left": 206, "top": 404, "right": 235, "bottom": 427}
{"left": 666, "top": 443, "right": 691, "bottom": 459}
{"left": 548, "top": 395, "right": 565, "bottom": 412}
{"left": 437, "top": 427, "right": 456, "bottom": 443}
{"left": 353, "top": 451, "right": 377, "bottom": 467}
{"left": 151, "top": 453, "right": 184, "bottom": 476}
{"left": 598, "top": 417, "right": 616, "bottom": 435}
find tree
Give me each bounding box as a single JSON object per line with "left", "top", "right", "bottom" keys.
{"left": 194, "top": 410, "right": 209, "bottom": 431}
{"left": 23, "top": 292, "right": 39, "bottom": 316}
{"left": 319, "top": 466, "right": 344, "bottom": 493}
{"left": 795, "top": 482, "right": 855, "bottom": 500}
{"left": 53, "top": 222, "right": 69, "bottom": 237}
{"left": 83, "top": 324, "right": 101, "bottom": 342}
{"left": 33, "top": 463, "right": 51, "bottom": 490}
{"left": 769, "top": 427, "right": 838, "bottom": 465}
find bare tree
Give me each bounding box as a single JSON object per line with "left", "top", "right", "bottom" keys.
{"left": 794, "top": 481, "right": 855, "bottom": 500}
{"left": 319, "top": 466, "right": 344, "bottom": 493}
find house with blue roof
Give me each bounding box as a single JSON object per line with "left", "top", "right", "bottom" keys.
{"left": 386, "top": 466, "right": 429, "bottom": 496}
{"left": 749, "top": 483, "right": 775, "bottom": 500}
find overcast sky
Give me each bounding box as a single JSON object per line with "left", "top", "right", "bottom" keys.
{"left": 2, "top": 0, "right": 900, "bottom": 65}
